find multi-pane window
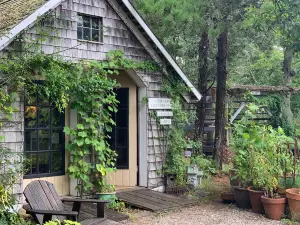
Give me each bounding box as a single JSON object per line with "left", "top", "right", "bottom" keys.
{"left": 77, "top": 14, "right": 102, "bottom": 42}
{"left": 108, "top": 88, "right": 129, "bottom": 169}
{"left": 24, "top": 86, "right": 65, "bottom": 178}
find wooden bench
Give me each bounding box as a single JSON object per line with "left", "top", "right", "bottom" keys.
{"left": 23, "top": 180, "right": 109, "bottom": 225}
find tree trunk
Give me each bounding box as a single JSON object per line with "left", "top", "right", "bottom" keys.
{"left": 214, "top": 32, "right": 228, "bottom": 170}
{"left": 282, "top": 48, "right": 294, "bottom": 135}
{"left": 194, "top": 30, "right": 209, "bottom": 152}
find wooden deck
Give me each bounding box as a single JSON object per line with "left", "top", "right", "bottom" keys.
{"left": 116, "top": 188, "right": 197, "bottom": 212}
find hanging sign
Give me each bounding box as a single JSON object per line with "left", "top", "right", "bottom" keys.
{"left": 148, "top": 98, "right": 172, "bottom": 109}
{"left": 156, "top": 111, "right": 173, "bottom": 117}
{"left": 160, "top": 118, "right": 172, "bottom": 125}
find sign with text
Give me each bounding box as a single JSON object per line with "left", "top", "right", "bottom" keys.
{"left": 159, "top": 118, "right": 172, "bottom": 125}
{"left": 156, "top": 111, "right": 173, "bottom": 117}
{"left": 148, "top": 98, "right": 172, "bottom": 109}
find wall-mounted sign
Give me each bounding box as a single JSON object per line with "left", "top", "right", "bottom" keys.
{"left": 148, "top": 98, "right": 172, "bottom": 109}
{"left": 156, "top": 111, "right": 173, "bottom": 117}
{"left": 160, "top": 118, "right": 172, "bottom": 125}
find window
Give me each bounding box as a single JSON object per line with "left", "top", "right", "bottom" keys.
{"left": 24, "top": 85, "right": 65, "bottom": 178}
{"left": 108, "top": 88, "right": 129, "bottom": 169}
{"left": 77, "top": 14, "right": 102, "bottom": 42}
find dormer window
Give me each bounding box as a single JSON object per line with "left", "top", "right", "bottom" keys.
{"left": 77, "top": 14, "right": 102, "bottom": 42}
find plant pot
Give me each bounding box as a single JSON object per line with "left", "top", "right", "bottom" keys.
{"left": 221, "top": 192, "right": 235, "bottom": 203}
{"left": 95, "top": 192, "right": 116, "bottom": 201}
{"left": 248, "top": 187, "right": 264, "bottom": 214}
{"left": 233, "top": 186, "right": 251, "bottom": 209}
{"left": 261, "top": 196, "right": 286, "bottom": 220}
{"left": 286, "top": 188, "right": 300, "bottom": 220}
{"left": 229, "top": 169, "right": 240, "bottom": 187}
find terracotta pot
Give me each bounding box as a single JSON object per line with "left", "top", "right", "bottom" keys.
{"left": 233, "top": 186, "right": 251, "bottom": 209}
{"left": 261, "top": 196, "right": 286, "bottom": 220}
{"left": 221, "top": 192, "right": 235, "bottom": 203}
{"left": 286, "top": 188, "right": 300, "bottom": 220}
{"left": 248, "top": 187, "right": 264, "bottom": 213}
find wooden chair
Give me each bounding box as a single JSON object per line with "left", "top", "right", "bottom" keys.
{"left": 23, "top": 180, "right": 109, "bottom": 225}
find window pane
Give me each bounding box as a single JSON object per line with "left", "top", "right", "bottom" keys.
{"left": 52, "top": 151, "right": 63, "bottom": 173}
{"left": 116, "top": 148, "right": 128, "bottom": 168}
{"left": 52, "top": 130, "right": 64, "bottom": 150}
{"left": 25, "top": 130, "right": 37, "bottom": 151}
{"left": 92, "top": 29, "right": 100, "bottom": 42}
{"left": 38, "top": 152, "right": 50, "bottom": 174}
{"left": 116, "top": 129, "right": 128, "bottom": 147}
{"left": 77, "top": 27, "right": 83, "bottom": 40}
{"left": 92, "top": 17, "right": 99, "bottom": 29}
{"left": 116, "top": 89, "right": 129, "bottom": 108}
{"left": 25, "top": 153, "right": 37, "bottom": 175}
{"left": 25, "top": 106, "right": 37, "bottom": 128}
{"left": 116, "top": 109, "right": 128, "bottom": 128}
{"left": 39, "top": 108, "right": 50, "bottom": 128}
{"left": 52, "top": 108, "right": 64, "bottom": 127}
{"left": 83, "top": 28, "right": 91, "bottom": 40}
{"left": 38, "top": 130, "right": 50, "bottom": 150}
{"left": 77, "top": 15, "right": 83, "bottom": 27}
{"left": 83, "top": 16, "right": 90, "bottom": 28}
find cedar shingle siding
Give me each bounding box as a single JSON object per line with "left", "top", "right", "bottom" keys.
{"left": 1, "top": 0, "right": 167, "bottom": 193}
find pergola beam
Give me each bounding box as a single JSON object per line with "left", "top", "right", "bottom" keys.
{"left": 229, "top": 85, "right": 300, "bottom": 95}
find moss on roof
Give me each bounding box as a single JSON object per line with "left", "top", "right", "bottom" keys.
{"left": 0, "top": 0, "right": 45, "bottom": 35}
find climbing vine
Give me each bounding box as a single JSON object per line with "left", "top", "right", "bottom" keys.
{"left": 159, "top": 80, "right": 199, "bottom": 185}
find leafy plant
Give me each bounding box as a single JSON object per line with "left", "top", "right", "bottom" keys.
{"left": 107, "top": 195, "right": 125, "bottom": 211}
{"left": 98, "top": 184, "right": 115, "bottom": 193}
{"left": 231, "top": 103, "right": 293, "bottom": 196}
{"left": 44, "top": 220, "right": 80, "bottom": 225}
{"left": 162, "top": 81, "right": 195, "bottom": 185}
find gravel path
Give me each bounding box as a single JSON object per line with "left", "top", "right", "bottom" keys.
{"left": 122, "top": 203, "right": 284, "bottom": 225}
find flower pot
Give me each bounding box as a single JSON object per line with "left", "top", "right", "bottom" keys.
{"left": 221, "top": 192, "right": 235, "bottom": 203}
{"left": 261, "top": 196, "right": 286, "bottom": 220}
{"left": 95, "top": 192, "right": 116, "bottom": 201}
{"left": 233, "top": 186, "right": 251, "bottom": 209}
{"left": 247, "top": 187, "right": 264, "bottom": 214}
{"left": 286, "top": 188, "right": 300, "bottom": 220}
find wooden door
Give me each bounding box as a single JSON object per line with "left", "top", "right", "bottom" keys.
{"left": 107, "top": 85, "right": 137, "bottom": 187}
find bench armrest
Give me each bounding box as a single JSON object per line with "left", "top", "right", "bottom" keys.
{"left": 25, "top": 208, "right": 78, "bottom": 216}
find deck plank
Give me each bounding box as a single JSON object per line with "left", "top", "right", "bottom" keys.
{"left": 116, "top": 189, "right": 196, "bottom": 212}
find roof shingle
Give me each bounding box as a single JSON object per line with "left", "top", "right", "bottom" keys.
{"left": 0, "top": 0, "right": 45, "bottom": 34}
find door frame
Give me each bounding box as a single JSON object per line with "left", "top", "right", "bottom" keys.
{"left": 126, "top": 70, "right": 147, "bottom": 187}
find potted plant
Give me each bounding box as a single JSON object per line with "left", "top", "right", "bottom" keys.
{"left": 95, "top": 184, "right": 116, "bottom": 201}
{"left": 260, "top": 127, "right": 292, "bottom": 220}
{"left": 248, "top": 152, "right": 265, "bottom": 213}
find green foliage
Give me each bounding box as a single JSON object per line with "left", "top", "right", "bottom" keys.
{"left": 0, "top": 87, "right": 29, "bottom": 224}
{"left": 161, "top": 81, "right": 196, "bottom": 185}
{"left": 107, "top": 195, "right": 125, "bottom": 211}
{"left": 190, "top": 155, "right": 217, "bottom": 175}
{"left": 44, "top": 220, "right": 80, "bottom": 225}
{"left": 231, "top": 103, "right": 293, "bottom": 196}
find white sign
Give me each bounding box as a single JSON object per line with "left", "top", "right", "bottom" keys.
{"left": 160, "top": 118, "right": 172, "bottom": 125}
{"left": 148, "top": 98, "right": 172, "bottom": 109}
{"left": 156, "top": 111, "right": 173, "bottom": 117}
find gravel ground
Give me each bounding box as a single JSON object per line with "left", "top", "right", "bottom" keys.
{"left": 122, "top": 203, "right": 284, "bottom": 225}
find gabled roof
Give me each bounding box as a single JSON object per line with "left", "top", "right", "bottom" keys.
{"left": 0, "top": 0, "right": 201, "bottom": 102}
{"left": 0, "top": 0, "right": 45, "bottom": 34}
